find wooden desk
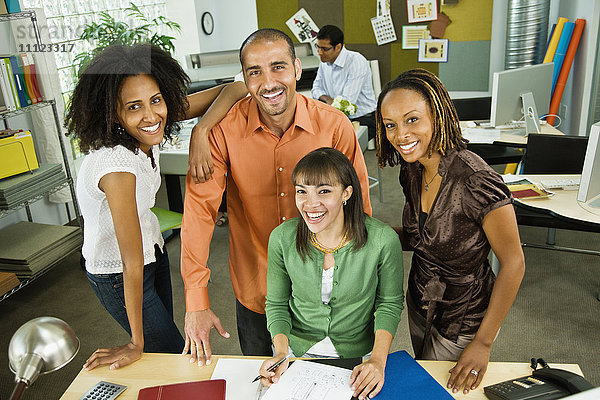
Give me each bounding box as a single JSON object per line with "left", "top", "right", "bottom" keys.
{"left": 60, "top": 353, "right": 583, "bottom": 400}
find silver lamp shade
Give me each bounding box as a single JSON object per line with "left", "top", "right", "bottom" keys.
{"left": 8, "top": 317, "right": 79, "bottom": 399}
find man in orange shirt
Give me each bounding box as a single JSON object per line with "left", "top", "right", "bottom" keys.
{"left": 180, "top": 29, "right": 372, "bottom": 364}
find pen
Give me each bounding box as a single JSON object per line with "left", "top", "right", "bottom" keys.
{"left": 252, "top": 354, "right": 290, "bottom": 383}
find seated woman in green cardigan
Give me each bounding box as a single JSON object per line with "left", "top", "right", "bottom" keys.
{"left": 259, "top": 147, "right": 404, "bottom": 400}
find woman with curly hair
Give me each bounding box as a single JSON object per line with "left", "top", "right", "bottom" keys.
{"left": 66, "top": 43, "right": 245, "bottom": 370}
{"left": 376, "top": 69, "right": 525, "bottom": 394}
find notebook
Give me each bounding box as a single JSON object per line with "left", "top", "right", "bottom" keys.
{"left": 137, "top": 379, "right": 226, "bottom": 400}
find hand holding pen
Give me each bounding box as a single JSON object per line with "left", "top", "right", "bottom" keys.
{"left": 254, "top": 354, "right": 291, "bottom": 386}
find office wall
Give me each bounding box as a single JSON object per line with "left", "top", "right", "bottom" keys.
{"left": 166, "top": 0, "right": 258, "bottom": 66}
{"left": 256, "top": 0, "right": 493, "bottom": 91}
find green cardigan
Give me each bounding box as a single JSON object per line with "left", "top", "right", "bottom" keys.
{"left": 266, "top": 216, "right": 404, "bottom": 358}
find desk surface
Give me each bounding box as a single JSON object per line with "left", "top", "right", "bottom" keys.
{"left": 514, "top": 174, "right": 600, "bottom": 226}
{"left": 461, "top": 122, "right": 563, "bottom": 146}
{"left": 60, "top": 353, "right": 583, "bottom": 400}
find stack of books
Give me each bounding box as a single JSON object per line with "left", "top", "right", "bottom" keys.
{"left": 0, "top": 163, "right": 66, "bottom": 209}
{"left": 0, "top": 271, "right": 19, "bottom": 296}
{"left": 0, "top": 221, "right": 82, "bottom": 278}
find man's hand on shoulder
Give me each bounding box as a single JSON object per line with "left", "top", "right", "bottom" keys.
{"left": 182, "top": 309, "right": 230, "bottom": 366}
{"left": 319, "top": 94, "right": 334, "bottom": 105}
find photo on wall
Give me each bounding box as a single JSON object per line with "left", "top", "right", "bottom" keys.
{"left": 286, "top": 8, "right": 319, "bottom": 43}
{"left": 407, "top": 0, "right": 438, "bottom": 23}
{"left": 418, "top": 39, "right": 449, "bottom": 62}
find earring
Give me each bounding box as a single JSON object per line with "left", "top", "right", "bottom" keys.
{"left": 115, "top": 124, "right": 126, "bottom": 135}
{"left": 343, "top": 200, "right": 347, "bottom": 206}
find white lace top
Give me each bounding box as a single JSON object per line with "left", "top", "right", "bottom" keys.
{"left": 77, "top": 145, "right": 163, "bottom": 274}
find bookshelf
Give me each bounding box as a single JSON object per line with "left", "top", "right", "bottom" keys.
{"left": 0, "top": 11, "right": 82, "bottom": 302}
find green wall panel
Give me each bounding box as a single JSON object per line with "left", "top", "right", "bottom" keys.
{"left": 390, "top": 43, "right": 439, "bottom": 80}
{"left": 299, "top": 0, "right": 344, "bottom": 31}
{"left": 343, "top": 0, "right": 377, "bottom": 44}
{"left": 438, "top": 41, "right": 490, "bottom": 91}
{"left": 256, "top": 0, "right": 299, "bottom": 41}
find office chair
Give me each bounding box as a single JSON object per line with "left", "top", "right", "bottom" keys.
{"left": 521, "top": 134, "right": 589, "bottom": 174}
{"left": 368, "top": 59, "right": 383, "bottom": 201}
{"left": 452, "top": 97, "right": 525, "bottom": 166}
{"left": 518, "top": 134, "right": 589, "bottom": 247}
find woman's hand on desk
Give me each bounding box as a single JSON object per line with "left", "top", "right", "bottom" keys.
{"left": 83, "top": 341, "right": 143, "bottom": 371}
{"left": 188, "top": 122, "right": 214, "bottom": 183}
{"left": 350, "top": 358, "right": 386, "bottom": 399}
{"left": 447, "top": 338, "right": 491, "bottom": 394}
{"left": 259, "top": 353, "right": 290, "bottom": 387}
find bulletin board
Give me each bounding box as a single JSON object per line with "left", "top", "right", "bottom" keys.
{"left": 256, "top": 0, "right": 493, "bottom": 91}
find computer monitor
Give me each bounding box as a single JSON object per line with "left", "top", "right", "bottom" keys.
{"left": 490, "top": 63, "right": 553, "bottom": 133}
{"left": 577, "top": 122, "right": 600, "bottom": 215}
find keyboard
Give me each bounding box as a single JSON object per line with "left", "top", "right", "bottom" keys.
{"left": 540, "top": 178, "right": 581, "bottom": 189}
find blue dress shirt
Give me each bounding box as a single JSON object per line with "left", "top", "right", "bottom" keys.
{"left": 311, "top": 46, "right": 377, "bottom": 118}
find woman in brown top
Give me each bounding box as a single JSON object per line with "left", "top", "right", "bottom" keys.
{"left": 376, "top": 69, "right": 525, "bottom": 394}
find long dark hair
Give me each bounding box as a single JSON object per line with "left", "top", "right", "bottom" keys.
{"left": 292, "top": 147, "right": 367, "bottom": 261}
{"left": 376, "top": 68, "right": 467, "bottom": 168}
{"left": 65, "top": 43, "right": 190, "bottom": 154}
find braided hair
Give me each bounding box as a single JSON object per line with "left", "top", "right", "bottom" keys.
{"left": 375, "top": 68, "right": 467, "bottom": 168}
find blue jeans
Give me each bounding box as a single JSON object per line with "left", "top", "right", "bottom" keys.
{"left": 86, "top": 244, "right": 184, "bottom": 353}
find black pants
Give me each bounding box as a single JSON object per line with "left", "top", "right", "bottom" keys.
{"left": 351, "top": 111, "right": 376, "bottom": 141}
{"left": 235, "top": 299, "right": 272, "bottom": 356}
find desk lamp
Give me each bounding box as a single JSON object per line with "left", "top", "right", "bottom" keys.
{"left": 8, "top": 317, "right": 80, "bottom": 400}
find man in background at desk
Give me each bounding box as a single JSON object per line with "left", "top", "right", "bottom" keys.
{"left": 180, "top": 28, "right": 372, "bottom": 365}
{"left": 311, "top": 25, "right": 377, "bottom": 147}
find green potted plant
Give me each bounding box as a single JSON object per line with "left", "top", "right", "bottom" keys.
{"left": 73, "top": 2, "right": 181, "bottom": 76}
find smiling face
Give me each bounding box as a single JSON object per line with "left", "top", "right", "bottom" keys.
{"left": 116, "top": 74, "right": 167, "bottom": 155}
{"left": 241, "top": 38, "right": 301, "bottom": 125}
{"left": 295, "top": 179, "right": 353, "bottom": 237}
{"left": 380, "top": 88, "right": 437, "bottom": 164}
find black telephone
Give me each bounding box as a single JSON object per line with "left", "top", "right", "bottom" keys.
{"left": 484, "top": 367, "right": 595, "bottom": 400}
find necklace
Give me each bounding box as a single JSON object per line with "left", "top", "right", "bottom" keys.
{"left": 310, "top": 231, "right": 348, "bottom": 253}
{"left": 423, "top": 170, "right": 439, "bottom": 191}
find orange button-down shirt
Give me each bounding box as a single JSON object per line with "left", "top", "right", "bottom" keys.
{"left": 181, "top": 93, "right": 372, "bottom": 313}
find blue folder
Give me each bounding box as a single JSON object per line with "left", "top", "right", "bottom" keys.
{"left": 376, "top": 351, "right": 454, "bottom": 399}
{"left": 551, "top": 21, "right": 575, "bottom": 94}
{"left": 5, "top": 0, "right": 21, "bottom": 13}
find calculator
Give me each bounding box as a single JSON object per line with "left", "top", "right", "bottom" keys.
{"left": 79, "top": 381, "right": 127, "bottom": 400}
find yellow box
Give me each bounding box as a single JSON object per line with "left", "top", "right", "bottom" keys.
{"left": 0, "top": 131, "right": 39, "bottom": 180}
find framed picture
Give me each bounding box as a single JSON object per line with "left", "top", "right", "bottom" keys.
{"left": 402, "top": 25, "right": 429, "bottom": 49}
{"left": 407, "top": 0, "right": 438, "bottom": 23}
{"left": 418, "top": 39, "right": 449, "bottom": 62}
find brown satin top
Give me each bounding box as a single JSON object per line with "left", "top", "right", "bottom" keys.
{"left": 401, "top": 148, "right": 512, "bottom": 344}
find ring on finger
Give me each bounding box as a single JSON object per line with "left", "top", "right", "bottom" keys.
{"left": 470, "top": 369, "right": 479, "bottom": 377}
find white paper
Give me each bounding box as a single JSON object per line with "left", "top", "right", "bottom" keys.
{"left": 371, "top": 14, "right": 398, "bottom": 46}
{"left": 407, "top": 0, "right": 438, "bottom": 23}
{"left": 211, "top": 358, "right": 268, "bottom": 400}
{"left": 286, "top": 8, "right": 319, "bottom": 43}
{"left": 261, "top": 360, "right": 354, "bottom": 400}
{"left": 377, "top": 0, "right": 391, "bottom": 16}
{"left": 462, "top": 127, "right": 502, "bottom": 144}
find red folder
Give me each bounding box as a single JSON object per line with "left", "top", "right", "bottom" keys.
{"left": 137, "top": 379, "right": 226, "bottom": 400}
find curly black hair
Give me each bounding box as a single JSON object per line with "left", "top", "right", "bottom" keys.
{"left": 65, "top": 43, "right": 190, "bottom": 154}
{"left": 376, "top": 68, "right": 467, "bottom": 168}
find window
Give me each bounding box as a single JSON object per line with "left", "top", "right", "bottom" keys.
{"left": 21, "top": 0, "right": 168, "bottom": 109}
